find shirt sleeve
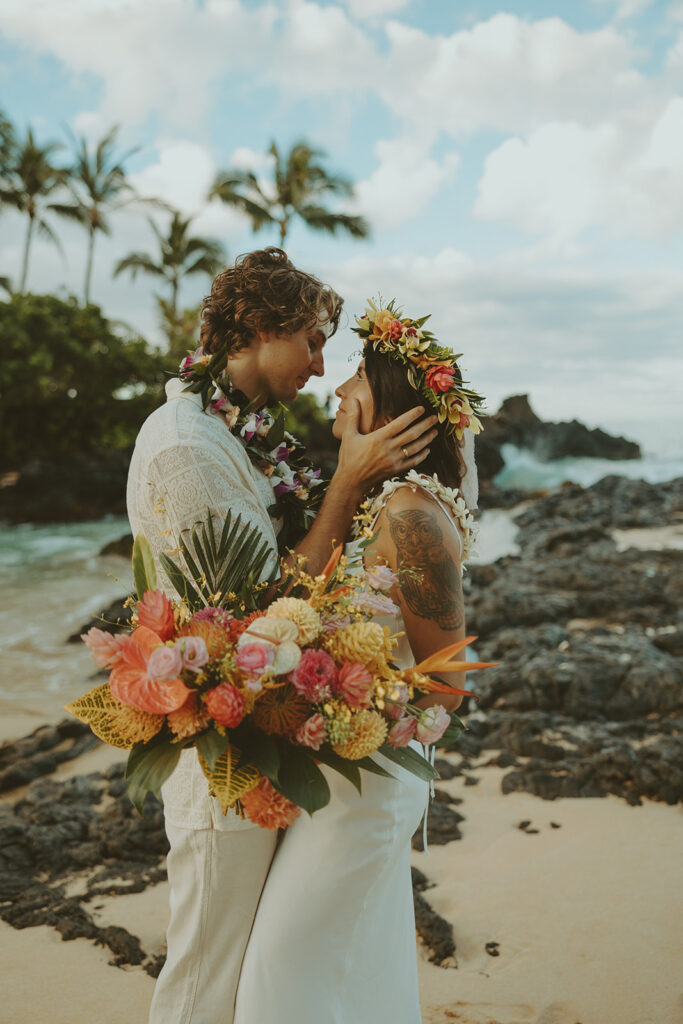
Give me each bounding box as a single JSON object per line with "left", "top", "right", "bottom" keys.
{"left": 137, "top": 441, "right": 280, "bottom": 594}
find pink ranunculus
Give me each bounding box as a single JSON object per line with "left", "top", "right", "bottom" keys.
{"left": 204, "top": 683, "right": 245, "bottom": 728}
{"left": 109, "top": 626, "right": 190, "bottom": 714}
{"left": 425, "top": 365, "right": 456, "bottom": 394}
{"left": 415, "top": 704, "right": 451, "bottom": 744}
{"left": 335, "top": 662, "right": 374, "bottom": 708}
{"left": 146, "top": 642, "right": 183, "bottom": 681}
{"left": 235, "top": 641, "right": 275, "bottom": 677}
{"left": 384, "top": 682, "right": 410, "bottom": 720}
{"left": 387, "top": 715, "right": 417, "bottom": 748}
{"left": 81, "top": 627, "right": 128, "bottom": 668}
{"left": 178, "top": 636, "right": 209, "bottom": 673}
{"left": 366, "top": 564, "right": 398, "bottom": 592}
{"left": 294, "top": 713, "right": 327, "bottom": 751}
{"left": 136, "top": 589, "right": 175, "bottom": 641}
{"left": 290, "top": 649, "right": 337, "bottom": 702}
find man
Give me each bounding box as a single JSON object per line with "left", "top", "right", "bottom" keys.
{"left": 127, "top": 248, "right": 437, "bottom": 1024}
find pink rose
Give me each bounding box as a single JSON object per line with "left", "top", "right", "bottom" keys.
{"left": 294, "top": 713, "right": 327, "bottom": 751}
{"left": 290, "top": 649, "right": 337, "bottom": 702}
{"left": 387, "top": 716, "right": 417, "bottom": 748}
{"left": 366, "top": 564, "right": 398, "bottom": 592}
{"left": 179, "top": 636, "right": 209, "bottom": 673}
{"left": 136, "top": 589, "right": 175, "bottom": 641}
{"left": 425, "top": 365, "right": 456, "bottom": 394}
{"left": 81, "top": 627, "right": 128, "bottom": 668}
{"left": 334, "top": 663, "right": 373, "bottom": 708}
{"left": 235, "top": 641, "right": 275, "bottom": 677}
{"left": 146, "top": 643, "right": 183, "bottom": 681}
{"left": 351, "top": 591, "right": 398, "bottom": 617}
{"left": 415, "top": 705, "right": 450, "bottom": 744}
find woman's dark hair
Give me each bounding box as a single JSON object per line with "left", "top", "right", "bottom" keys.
{"left": 200, "top": 247, "right": 343, "bottom": 355}
{"left": 363, "top": 344, "right": 467, "bottom": 492}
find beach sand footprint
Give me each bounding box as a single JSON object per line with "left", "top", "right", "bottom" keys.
{"left": 427, "top": 1000, "right": 535, "bottom": 1023}
{"left": 534, "top": 1002, "right": 583, "bottom": 1024}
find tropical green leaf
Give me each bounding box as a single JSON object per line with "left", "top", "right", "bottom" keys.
{"left": 233, "top": 727, "right": 281, "bottom": 784}
{"left": 132, "top": 533, "right": 157, "bottom": 598}
{"left": 355, "top": 755, "right": 396, "bottom": 779}
{"left": 125, "top": 735, "right": 183, "bottom": 815}
{"left": 159, "top": 551, "right": 204, "bottom": 610}
{"left": 195, "top": 727, "right": 231, "bottom": 770}
{"left": 274, "top": 740, "right": 331, "bottom": 815}
{"left": 377, "top": 743, "right": 439, "bottom": 781}
{"left": 313, "top": 745, "right": 362, "bottom": 794}
{"left": 266, "top": 411, "right": 286, "bottom": 449}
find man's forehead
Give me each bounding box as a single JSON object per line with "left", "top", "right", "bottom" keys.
{"left": 312, "top": 308, "right": 332, "bottom": 341}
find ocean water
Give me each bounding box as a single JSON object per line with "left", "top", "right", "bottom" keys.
{"left": 494, "top": 444, "right": 683, "bottom": 492}
{"left": 0, "top": 518, "right": 133, "bottom": 718}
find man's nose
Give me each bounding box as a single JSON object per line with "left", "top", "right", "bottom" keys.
{"left": 310, "top": 350, "right": 325, "bottom": 377}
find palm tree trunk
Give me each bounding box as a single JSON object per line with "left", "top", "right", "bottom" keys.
{"left": 20, "top": 215, "right": 35, "bottom": 293}
{"left": 279, "top": 218, "right": 288, "bottom": 245}
{"left": 171, "top": 274, "right": 179, "bottom": 321}
{"left": 84, "top": 226, "right": 95, "bottom": 305}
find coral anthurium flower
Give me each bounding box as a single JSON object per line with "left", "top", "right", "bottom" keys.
{"left": 137, "top": 590, "right": 175, "bottom": 641}
{"left": 110, "top": 626, "right": 190, "bottom": 714}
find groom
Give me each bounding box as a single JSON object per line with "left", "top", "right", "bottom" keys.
{"left": 127, "top": 247, "right": 437, "bottom": 1024}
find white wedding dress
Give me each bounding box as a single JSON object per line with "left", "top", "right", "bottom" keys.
{"left": 233, "top": 475, "right": 467, "bottom": 1024}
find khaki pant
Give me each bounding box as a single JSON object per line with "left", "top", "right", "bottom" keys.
{"left": 149, "top": 820, "right": 277, "bottom": 1024}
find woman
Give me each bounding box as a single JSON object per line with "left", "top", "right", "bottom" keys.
{"left": 233, "top": 299, "right": 483, "bottom": 1024}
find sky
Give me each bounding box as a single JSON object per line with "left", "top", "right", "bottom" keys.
{"left": 1, "top": 0, "right": 682, "bottom": 454}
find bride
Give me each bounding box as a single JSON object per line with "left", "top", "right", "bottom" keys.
{"left": 233, "top": 300, "right": 482, "bottom": 1024}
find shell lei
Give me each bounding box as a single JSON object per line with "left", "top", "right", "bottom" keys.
{"left": 351, "top": 470, "right": 478, "bottom": 568}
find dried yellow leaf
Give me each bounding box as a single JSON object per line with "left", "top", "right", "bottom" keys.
{"left": 197, "top": 744, "right": 260, "bottom": 815}
{"left": 64, "top": 682, "right": 164, "bottom": 750}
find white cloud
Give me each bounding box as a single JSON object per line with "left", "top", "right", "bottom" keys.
{"left": 354, "top": 140, "right": 460, "bottom": 230}
{"left": 474, "top": 101, "right": 683, "bottom": 244}
{"left": 336, "top": 0, "right": 412, "bottom": 18}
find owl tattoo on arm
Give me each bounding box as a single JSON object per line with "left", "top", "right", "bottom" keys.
{"left": 387, "top": 508, "right": 464, "bottom": 631}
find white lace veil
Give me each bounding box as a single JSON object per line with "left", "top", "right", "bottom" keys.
{"left": 459, "top": 430, "right": 479, "bottom": 510}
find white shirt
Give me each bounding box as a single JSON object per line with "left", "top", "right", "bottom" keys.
{"left": 126, "top": 378, "right": 281, "bottom": 830}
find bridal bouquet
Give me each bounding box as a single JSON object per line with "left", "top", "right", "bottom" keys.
{"left": 66, "top": 513, "right": 490, "bottom": 829}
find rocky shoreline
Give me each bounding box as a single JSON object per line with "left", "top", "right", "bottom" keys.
{"left": 1, "top": 471, "right": 681, "bottom": 986}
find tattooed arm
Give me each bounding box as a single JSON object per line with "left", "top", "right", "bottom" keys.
{"left": 366, "top": 487, "right": 467, "bottom": 711}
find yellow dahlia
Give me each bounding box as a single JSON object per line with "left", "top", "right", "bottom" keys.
{"left": 324, "top": 621, "right": 394, "bottom": 671}
{"left": 167, "top": 692, "right": 212, "bottom": 740}
{"left": 266, "top": 597, "right": 322, "bottom": 644}
{"left": 332, "top": 710, "right": 388, "bottom": 760}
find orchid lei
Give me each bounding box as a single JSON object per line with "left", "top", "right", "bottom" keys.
{"left": 179, "top": 346, "right": 326, "bottom": 553}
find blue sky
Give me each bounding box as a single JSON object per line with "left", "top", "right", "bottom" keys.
{"left": 1, "top": 0, "right": 682, "bottom": 453}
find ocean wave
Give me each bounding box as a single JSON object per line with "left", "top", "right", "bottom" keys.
{"left": 494, "top": 444, "right": 683, "bottom": 492}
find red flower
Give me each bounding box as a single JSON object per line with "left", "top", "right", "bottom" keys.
{"left": 109, "top": 626, "right": 190, "bottom": 714}
{"left": 425, "top": 365, "right": 456, "bottom": 394}
{"left": 137, "top": 590, "right": 175, "bottom": 641}
{"left": 388, "top": 319, "right": 403, "bottom": 340}
{"left": 205, "top": 683, "right": 246, "bottom": 728}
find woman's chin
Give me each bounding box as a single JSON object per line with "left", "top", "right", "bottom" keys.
{"left": 331, "top": 416, "right": 343, "bottom": 439}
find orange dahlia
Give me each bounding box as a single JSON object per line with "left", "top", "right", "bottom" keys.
{"left": 179, "top": 619, "right": 231, "bottom": 660}
{"left": 167, "top": 692, "right": 212, "bottom": 740}
{"left": 241, "top": 778, "right": 301, "bottom": 830}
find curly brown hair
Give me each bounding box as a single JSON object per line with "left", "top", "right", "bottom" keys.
{"left": 199, "top": 247, "right": 343, "bottom": 355}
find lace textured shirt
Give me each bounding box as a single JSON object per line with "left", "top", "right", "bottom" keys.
{"left": 126, "top": 378, "right": 280, "bottom": 830}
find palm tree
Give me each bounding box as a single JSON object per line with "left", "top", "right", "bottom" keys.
{"left": 1, "top": 127, "right": 69, "bottom": 292}
{"left": 0, "top": 109, "right": 16, "bottom": 295}
{"left": 113, "top": 210, "right": 226, "bottom": 321}
{"left": 51, "top": 126, "right": 141, "bottom": 304}
{"left": 209, "top": 140, "right": 369, "bottom": 245}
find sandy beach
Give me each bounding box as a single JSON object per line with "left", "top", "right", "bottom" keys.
{"left": 2, "top": 710, "right": 681, "bottom": 1024}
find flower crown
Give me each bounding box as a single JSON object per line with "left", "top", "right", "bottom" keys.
{"left": 351, "top": 298, "right": 485, "bottom": 440}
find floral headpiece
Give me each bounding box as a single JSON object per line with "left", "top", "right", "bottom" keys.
{"left": 352, "top": 298, "right": 485, "bottom": 439}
